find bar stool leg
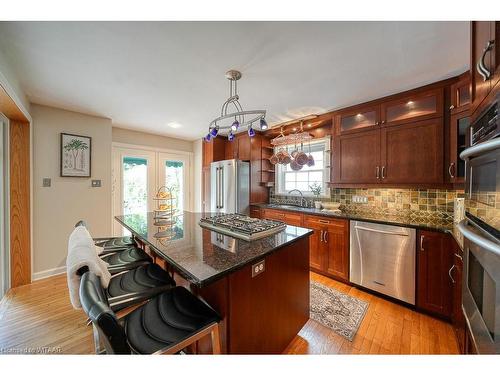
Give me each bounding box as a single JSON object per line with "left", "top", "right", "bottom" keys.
{"left": 210, "top": 324, "right": 221, "bottom": 354}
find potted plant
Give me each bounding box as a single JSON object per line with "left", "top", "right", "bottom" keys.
{"left": 309, "top": 183, "right": 322, "bottom": 209}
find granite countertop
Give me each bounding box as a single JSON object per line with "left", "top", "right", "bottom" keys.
{"left": 115, "top": 211, "right": 312, "bottom": 287}
{"left": 253, "top": 203, "right": 458, "bottom": 234}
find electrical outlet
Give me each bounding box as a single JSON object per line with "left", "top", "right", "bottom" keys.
{"left": 91, "top": 179, "right": 101, "bottom": 187}
{"left": 352, "top": 195, "right": 368, "bottom": 204}
{"left": 251, "top": 259, "right": 265, "bottom": 278}
{"left": 42, "top": 178, "right": 51, "bottom": 187}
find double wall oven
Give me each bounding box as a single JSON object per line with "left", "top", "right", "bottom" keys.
{"left": 459, "top": 92, "right": 500, "bottom": 354}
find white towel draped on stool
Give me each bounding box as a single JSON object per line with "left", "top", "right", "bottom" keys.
{"left": 66, "top": 226, "right": 111, "bottom": 309}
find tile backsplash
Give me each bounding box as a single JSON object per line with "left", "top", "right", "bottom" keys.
{"left": 270, "top": 188, "right": 465, "bottom": 221}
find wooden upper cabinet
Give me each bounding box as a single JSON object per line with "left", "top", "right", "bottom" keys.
{"left": 237, "top": 136, "right": 251, "bottom": 160}
{"left": 471, "top": 21, "right": 499, "bottom": 116}
{"left": 335, "top": 104, "right": 380, "bottom": 135}
{"left": 450, "top": 75, "right": 471, "bottom": 115}
{"left": 334, "top": 129, "right": 381, "bottom": 184}
{"left": 448, "top": 111, "right": 469, "bottom": 184}
{"left": 381, "top": 118, "right": 444, "bottom": 184}
{"left": 381, "top": 88, "right": 443, "bottom": 127}
{"left": 202, "top": 137, "right": 225, "bottom": 167}
{"left": 492, "top": 22, "right": 500, "bottom": 91}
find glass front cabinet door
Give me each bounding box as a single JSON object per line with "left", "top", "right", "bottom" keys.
{"left": 335, "top": 105, "right": 381, "bottom": 135}
{"left": 381, "top": 88, "right": 443, "bottom": 127}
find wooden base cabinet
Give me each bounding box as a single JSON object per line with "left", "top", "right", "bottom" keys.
{"left": 450, "top": 239, "right": 466, "bottom": 353}
{"left": 303, "top": 215, "right": 349, "bottom": 282}
{"left": 416, "top": 230, "right": 454, "bottom": 319}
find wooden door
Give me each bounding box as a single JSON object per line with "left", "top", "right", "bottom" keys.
{"left": 449, "top": 76, "right": 471, "bottom": 115}
{"left": 380, "top": 118, "right": 444, "bottom": 184}
{"left": 334, "top": 128, "right": 381, "bottom": 183}
{"left": 324, "top": 221, "right": 349, "bottom": 282}
{"left": 302, "top": 216, "right": 325, "bottom": 272}
{"left": 490, "top": 22, "right": 500, "bottom": 92}
{"left": 237, "top": 136, "right": 251, "bottom": 160}
{"left": 448, "top": 111, "right": 470, "bottom": 184}
{"left": 451, "top": 243, "right": 465, "bottom": 353}
{"left": 471, "top": 21, "right": 493, "bottom": 115}
{"left": 381, "top": 88, "right": 443, "bottom": 127}
{"left": 416, "top": 230, "right": 453, "bottom": 318}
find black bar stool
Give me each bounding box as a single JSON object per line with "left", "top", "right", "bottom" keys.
{"left": 80, "top": 272, "right": 221, "bottom": 354}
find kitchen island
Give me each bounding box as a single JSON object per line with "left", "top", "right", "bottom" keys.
{"left": 115, "top": 212, "right": 313, "bottom": 354}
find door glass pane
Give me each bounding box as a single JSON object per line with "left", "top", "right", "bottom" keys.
{"left": 123, "top": 157, "right": 148, "bottom": 235}
{"left": 340, "top": 110, "right": 377, "bottom": 133}
{"left": 457, "top": 117, "right": 470, "bottom": 178}
{"left": 165, "top": 160, "right": 184, "bottom": 212}
{"left": 386, "top": 95, "right": 437, "bottom": 123}
{"left": 458, "top": 85, "right": 471, "bottom": 107}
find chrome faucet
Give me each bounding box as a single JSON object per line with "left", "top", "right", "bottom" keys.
{"left": 287, "top": 189, "right": 307, "bottom": 207}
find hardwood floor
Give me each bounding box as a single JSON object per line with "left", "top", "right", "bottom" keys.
{"left": 0, "top": 272, "right": 459, "bottom": 354}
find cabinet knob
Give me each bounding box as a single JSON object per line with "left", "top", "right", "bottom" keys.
{"left": 420, "top": 235, "right": 425, "bottom": 251}
{"left": 381, "top": 120, "right": 386, "bottom": 124}
{"left": 449, "top": 105, "right": 455, "bottom": 110}
{"left": 448, "top": 162, "right": 455, "bottom": 178}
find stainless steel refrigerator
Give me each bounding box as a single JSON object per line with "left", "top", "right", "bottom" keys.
{"left": 210, "top": 159, "right": 249, "bottom": 215}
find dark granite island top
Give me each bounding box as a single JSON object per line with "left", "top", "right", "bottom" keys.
{"left": 115, "top": 211, "right": 312, "bottom": 287}
{"left": 115, "top": 211, "right": 313, "bottom": 354}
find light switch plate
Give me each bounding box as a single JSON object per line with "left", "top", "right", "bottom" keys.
{"left": 42, "top": 178, "right": 51, "bottom": 187}
{"left": 91, "top": 179, "right": 101, "bottom": 187}
{"left": 251, "top": 259, "right": 265, "bottom": 278}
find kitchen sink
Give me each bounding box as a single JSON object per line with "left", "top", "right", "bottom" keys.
{"left": 268, "top": 204, "right": 304, "bottom": 210}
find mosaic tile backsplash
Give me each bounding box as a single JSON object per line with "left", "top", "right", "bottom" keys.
{"left": 270, "top": 188, "right": 465, "bottom": 221}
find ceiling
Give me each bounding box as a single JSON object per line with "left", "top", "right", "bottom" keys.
{"left": 0, "top": 21, "right": 469, "bottom": 140}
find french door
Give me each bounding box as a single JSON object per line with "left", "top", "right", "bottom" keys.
{"left": 112, "top": 146, "right": 192, "bottom": 236}
{"left": 158, "top": 152, "right": 191, "bottom": 214}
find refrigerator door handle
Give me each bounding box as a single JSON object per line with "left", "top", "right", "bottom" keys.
{"left": 215, "top": 167, "right": 219, "bottom": 209}
{"left": 220, "top": 166, "right": 224, "bottom": 209}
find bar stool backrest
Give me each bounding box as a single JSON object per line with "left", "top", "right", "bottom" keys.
{"left": 79, "top": 272, "right": 131, "bottom": 354}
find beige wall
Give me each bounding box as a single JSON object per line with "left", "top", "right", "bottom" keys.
{"left": 193, "top": 138, "right": 203, "bottom": 212}
{"left": 112, "top": 126, "right": 193, "bottom": 152}
{"left": 32, "top": 104, "right": 112, "bottom": 277}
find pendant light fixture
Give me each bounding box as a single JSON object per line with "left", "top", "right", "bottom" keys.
{"left": 205, "top": 70, "right": 267, "bottom": 142}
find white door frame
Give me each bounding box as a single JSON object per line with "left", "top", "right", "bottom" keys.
{"left": 111, "top": 143, "right": 194, "bottom": 235}
{"left": 0, "top": 113, "right": 10, "bottom": 298}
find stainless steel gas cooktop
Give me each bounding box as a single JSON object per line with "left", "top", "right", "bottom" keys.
{"left": 199, "top": 213, "right": 286, "bottom": 241}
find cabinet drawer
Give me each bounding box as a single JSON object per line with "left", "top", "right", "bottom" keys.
{"left": 303, "top": 215, "right": 347, "bottom": 229}
{"left": 249, "top": 207, "right": 262, "bottom": 219}
{"left": 262, "top": 209, "right": 302, "bottom": 226}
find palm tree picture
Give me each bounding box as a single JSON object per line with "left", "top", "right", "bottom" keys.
{"left": 60, "top": 133, "right": 91, "bottom": 177}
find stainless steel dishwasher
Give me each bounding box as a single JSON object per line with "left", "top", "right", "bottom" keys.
{"left": 350, "top": 220, "right": 416, "bottom": 304}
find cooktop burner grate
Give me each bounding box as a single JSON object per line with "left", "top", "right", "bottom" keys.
{"left": 199, "top": 213, "right": 287, "bottom": 241}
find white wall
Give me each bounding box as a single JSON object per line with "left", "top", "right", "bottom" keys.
{"left": 193, "top": 138, "right": 203, "bottom": 212}
{"left": 32, "top": 104, "right": 112, "bottom": 278}
{"left": 0, "top": 46, "right": 30, "bottom": 118}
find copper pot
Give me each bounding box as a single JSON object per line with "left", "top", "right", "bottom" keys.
{"left": 307, "top": 154, "right": 315, "bottom": 167}
{"left": 290, "top": 159, "right": 303, "bottom": 171}
{"left": 269, "top": 153, "right": 279, "bottom": 165}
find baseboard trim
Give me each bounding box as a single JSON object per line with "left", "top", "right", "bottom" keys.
{"left": 32, "top": 266, "right": 66, "bottom": 281}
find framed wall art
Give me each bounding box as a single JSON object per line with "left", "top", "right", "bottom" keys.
{"left": 60, "top": 133, "right": 91, "bottom": 177}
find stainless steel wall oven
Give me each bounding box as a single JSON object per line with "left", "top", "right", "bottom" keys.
{"left": 459, "top": 94, "right": 500, "bottom": 354}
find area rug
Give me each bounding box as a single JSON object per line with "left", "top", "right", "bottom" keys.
{"left": 310, "top": 281, "right": 369, "bottom": 341}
